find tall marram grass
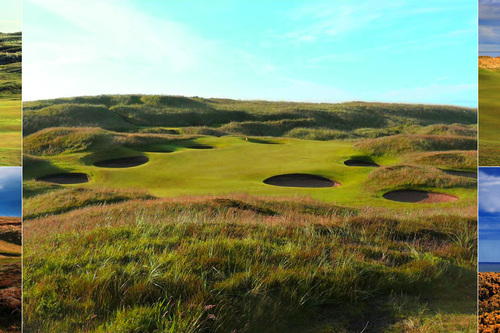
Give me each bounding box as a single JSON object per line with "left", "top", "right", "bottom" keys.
{"left": 24, "top": 195, "right": 477, "bottom": 332}
{"left": 354, "top": 134, "right": 477, "bottom": 156}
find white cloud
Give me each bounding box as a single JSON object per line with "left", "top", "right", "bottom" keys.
{"left": 480, "top": 171, "right": 500, "bottom": 213}
{"left": 0, "top": 168, "right": 20, "bottom": 192}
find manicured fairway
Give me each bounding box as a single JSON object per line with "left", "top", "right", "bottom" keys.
{"left": 24, "top": 135, "right": 476, "bottom": 208}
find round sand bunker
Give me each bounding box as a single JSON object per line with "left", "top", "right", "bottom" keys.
{"left": 344, "top": 159, "right": 379, "bottom": 167}
{"left": 383, "top": 190, "right": 457, "bottom": 203}
{"left": 37, "top": 173, "right": 89, "bottom": 184}
{"left": 264, "top": 173, "right": 339, "bottom": 188}
{"left": 94, "top": 156, "right": 149, "bottom": 168}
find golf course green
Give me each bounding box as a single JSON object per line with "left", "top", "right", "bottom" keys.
{"left": 23, "top": 95, "right": 478, "bottom": 332}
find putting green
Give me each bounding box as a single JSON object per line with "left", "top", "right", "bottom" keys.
{"left": 27, "top": 135, "right": 476, "bottom": 207}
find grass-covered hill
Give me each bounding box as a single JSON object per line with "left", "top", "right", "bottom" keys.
{"left": 24, "top": 95, "right": 477, "bottom": 332}
{"left": 479, "top": 56, "right": 500, "bottom": 165}
{"left": 0, "top": 217, "right": 21, "bottom": 333}
{"left": 23, "top": 95, "right": 476, "bottom": 138}
{"left": 0, "top": 32, "right": 21, "bottom": 166}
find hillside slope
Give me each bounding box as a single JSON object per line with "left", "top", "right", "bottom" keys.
{"left": 24, "top": 95, "right": 476, "bottom": 139}
{"left": 0, "top": 32, "right": 21, "bottom": 166}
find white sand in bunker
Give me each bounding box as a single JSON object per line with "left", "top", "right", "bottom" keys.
{"left": 263, "top": 174, "right": 339, "bottom": 188}
{"left": 37, "top": 173, "right": 89, "bottom": 184}
{"left": 383, "top": 190, "right": 457, "bottom": 203}
{"left": 344, "top": 159, "right": 379, "bottom": 167}
{"left": 94, "top": 156, "right": 149, "bottom": 168}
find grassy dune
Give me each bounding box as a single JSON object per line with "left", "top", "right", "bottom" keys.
{"left": 0, "top": 32, "right": 21, "bottom": 166}
{"left": 0, "top": 217, "right": 21, "bottom": 333}
{"left": 479, "top": 57, "right": 500, "bottom": 165}
{"left": 23, "top": 95, "right": 477, "bottom": 332}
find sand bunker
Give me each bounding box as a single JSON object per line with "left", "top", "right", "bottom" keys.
{"left": 187, "top": 145, "right": 213, "bottom": 149}
{"left": 344, "top": 159, "right": 379, "bottom": 167}
{"left": 94, "top": 156, "right": 149, "bottom": 168}
{"left": 383, "top": 190, "right": 457, "bottom": 203}
{"left": 442, "top": 170, "right": 477, "bottom": 179}
{"left": 37, "top": 173, "right": 89, "bottom": 184}
{"left": 264, "top": 173, "right": 339, "bottom": 188}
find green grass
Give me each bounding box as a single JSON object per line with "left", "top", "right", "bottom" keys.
{"left": 479, "top": 67, "right": 500, "bottom": 165}
{"left": 0, "top": 32, "right": 21, "bottom": 166}
{"left": 23, "top": 95, "right": 478, "bottom": 332}
{"left": 23, "top": 131, "right": 476, "bottom": 208}
{"left": 23, "top": 95, "right": 476, "bottom": 139}
{"left": 24, "top": 197, "right": 476, "bottom": 333}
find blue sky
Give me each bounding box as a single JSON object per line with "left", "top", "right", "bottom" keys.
{"left": 0, "top": 168, "right": 21, "bottom": 217}
{"left": 0, "top": 0, "right": 21, "bottom": 32}
{"left": 24, "top": 0, "right": 477, "bottom": 106}
{"left": 480, "top": 0, "right": 500, "bottom": 56}
{"left": 479, "top": 168, "right": 500, "bottom": 262}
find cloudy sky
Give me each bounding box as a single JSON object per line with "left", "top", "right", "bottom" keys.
{"left": 0, "top": 168, "right": 21, "bottom": 217}
{"left": 24, "top": 0, "right": 477, "bottom": 106}
{"left": 0, "top": 0, "right": 21, "bottom": 33}
{"left": 480, "top": 0, "right": 500, "bottom": 56}
{"left": 479, "top": 168, "right": 500, "bottom": 262}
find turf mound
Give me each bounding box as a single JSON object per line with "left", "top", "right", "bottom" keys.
{"left": 94, "top": 156, "right": 149, "bottom": 168}
{"left": 442, "top": 170, "right": 477, "bottom": 179}
{"left": 383, "top": 190, "right": 457, "bottom": 203}
{"left": 37, "top": 173, "right": 89, "bottom": 184}
{"left": 187, "top": 145, "right": 213, "bottom": 149}
{"left": 344, "top": 159, "right": 379, "bottom": 167}
{"left": 263, "top": 173, "right": 338, "bottom": 188}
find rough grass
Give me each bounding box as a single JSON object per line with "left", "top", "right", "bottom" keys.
{"left": 365, "top": 164, "right": 476, "bottom": 192}
{"left": 23, "top": 104, "right": 136, "bottom": 135}
{"left": 411, "top": 124, "right": 477, "bottom": 137}
{"left": 24, "top": 187, "right": 154, "bottom": 220}
{"left": 24, "top": 127, "right": 183, "bottom": 156}
{"left": 284, "top": 127, "right": 352, "bottom": 140}
{"left": 479, "top": 66, "right": 500, "bottom": 165}
{"left": 402, "top": 151, "right": 477, "bottom": 170}
{"left": 0, "top": 216, "right": 21, "bottom": 333}
{"left": 24, "top": 196, "right": 476, "bottom": 333}
{"left": 354, "top": 134, "right": 477, "bottom": 156}
{"left": 24, "top": 95, "right": 476, "bottom": 141}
